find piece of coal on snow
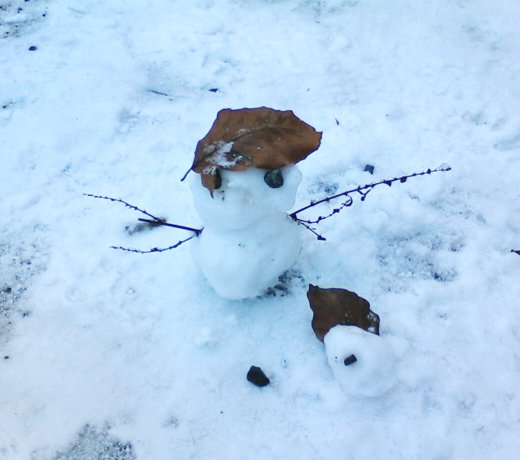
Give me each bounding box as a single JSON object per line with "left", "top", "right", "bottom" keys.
{"left": 364, "top": 164, "right": 375, "bottom": 175}
{"left": 344, "top": 354, "right": 358, "bottom": 366}
{"left": 247, "top": 366, "right": 270, "bottom": 387}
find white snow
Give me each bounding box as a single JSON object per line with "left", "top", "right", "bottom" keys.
{"left": 324, "top": 325, "right": 397, "bottom": 398}
{"left": 1, "top": 0, "right": 520, "bottom": 459}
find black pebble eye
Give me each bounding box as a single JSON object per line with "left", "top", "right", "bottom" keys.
{"left": 264, "top": 168, "right": 284, "bottom": 188}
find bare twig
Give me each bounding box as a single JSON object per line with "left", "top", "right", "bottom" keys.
{"left": 512, "top": 249, "right": 520, "bottom": 256}
{"left": 84, "top": 193, "right": 164, "bottom": 222}
{"left": 290, "top": 165, "right": 451, "bottom": 220}
{"left": 180, "top": 167, "right": 192, "bottom": 182}
{"left": 84, "top": 193, "right": 202, "bottom": 235}
{"left": 111, "top": 235, "right": 197, "bottom": 253}
{"left": 137, "top": 218, "right": 202, "bottom": 235}
{"left": 297, "top": 221, "right": 327, "bottom": 241}
{"left": 290, "top": 165, "right": 451, "bottom": 239}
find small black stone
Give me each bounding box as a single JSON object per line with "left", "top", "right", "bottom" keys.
{"left": 29, "top": 46, "right": 38, "bottom": 51}
{"left": 363, "top": 164, "right": 374, "bottom": 175}
{"left": 247, "top": 366, "right": 270, "bottom": 387}
{"left": 4, "top": 287, "right": 12, "bottom": 293}
{"left": 344, "top": 354, "right": 358, "bottom": 366}
{"left": 209, "top": 88, "right": 219, "bottom": 93}
{"left": 4, "top": 356, "right": 9, "bottom": 360}
{"left": 264, "top": 168, "right": 284, "bottom": 188}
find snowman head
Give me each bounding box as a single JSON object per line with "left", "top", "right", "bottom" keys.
{"left": 324, "top": 325, "right": 396, "bottom": 397}
{"left": 190, "top": 165, "right": 302, "bottom": 230}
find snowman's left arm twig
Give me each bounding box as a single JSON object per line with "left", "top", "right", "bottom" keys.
{"left": 289, "top": 165, "right": 451, "bottom": 238}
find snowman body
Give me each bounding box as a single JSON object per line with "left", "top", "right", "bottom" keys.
{"left": 190, "top": 166, "right": 302, "bottom": 299}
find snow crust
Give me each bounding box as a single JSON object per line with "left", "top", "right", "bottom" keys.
{"left": 1, "top": 0, "right": 520, "bottom": 459}
{"left": 324, "top": 325, "right": 396, "bottom": 397}
{"left": 190, "top": 166, "right": 302, "bottom": 299}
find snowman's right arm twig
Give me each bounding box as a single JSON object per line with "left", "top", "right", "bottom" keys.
{"left": 111, "top": 234, "right": 198, "bottom": 254}
{"left": 84, "top": 194, "right": 202, "bottom": 253}
{"left": 84, "top": 194, "right": 202, "bottom": 235}
{"left": 289, "top": 165, "right": 452, "bottom": 239}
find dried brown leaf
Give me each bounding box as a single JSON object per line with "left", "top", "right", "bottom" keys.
{"left": 192, "top": 107, "right": 322, "bottom": 194}
{"left": 307, "top": 284, "right": 380, "bottom": 342}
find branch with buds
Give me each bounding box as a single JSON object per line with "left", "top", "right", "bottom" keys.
{"left": 84, "top": 194, "right": 202, "bottom": 253}
{"left": 289, "top": 165, "right": 452, "bottom": 240}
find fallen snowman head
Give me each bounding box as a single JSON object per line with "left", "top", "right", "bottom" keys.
{"left": 188, "top": 107, "right": 322, "bottom": 299}
{"left": 307, "top": 284, "right": 397, "bottom": 397}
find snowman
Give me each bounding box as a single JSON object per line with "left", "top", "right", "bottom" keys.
{"left": 187, "top": 107, "right": 322, "bottom": 300}
{"left": 307, "top": 284, "right": 397, "bottom": 397}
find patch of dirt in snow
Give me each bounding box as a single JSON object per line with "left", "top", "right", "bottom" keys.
{"left": 0, "top": 231, "right": 47, "bottom": 349}
{"left": 0, "top": 0, "right": 48, "bottom": 39}
{"left": 377, "top": 229, "right": 462, "bottom": 292}
{"left": 50, "top": 425, "right": 135, "bottom": 460}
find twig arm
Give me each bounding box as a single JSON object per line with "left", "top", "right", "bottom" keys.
{"left": 84, "top": 193, "right": 202, "bottom": 235}
{"left": 290, "top": 165, "right": 452, "bottom": 221}
{"left": 84, "top": 193, "right": 163, "bottom": 222}
{"left": 112, "top": 234, "right": 197, "bottom": 254}
{"left": 137, "top": 218, "right": 202, "bottom": 235}
{"left": 289, "top": 164, "right": 452, "bottom": 240}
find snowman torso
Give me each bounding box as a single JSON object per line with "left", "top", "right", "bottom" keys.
{"left": 190, "top": 166, "right": 302, "bottom": 299}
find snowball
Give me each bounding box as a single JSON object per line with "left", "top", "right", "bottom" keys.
{"left": 191, "top": 216, "right": 301, "bottom": 299}
{"left": 324, "top": 325, "right": 397, "bottom": 397}
{"left": 190, "top": 165, "right": 302, "bottom": 231}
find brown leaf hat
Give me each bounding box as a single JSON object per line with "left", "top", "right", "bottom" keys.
{"left": 307, "top": 284, "right": 380, "bottom": 342}
{"left": 191, "top": 107, "right": 322, "bottom": 194}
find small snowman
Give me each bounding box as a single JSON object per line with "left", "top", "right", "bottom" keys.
{"left": 307, "top": 284, "right": 397, "bottom": 397}
{"left": 187, "top": 107, "right": 322, "bottom": 300}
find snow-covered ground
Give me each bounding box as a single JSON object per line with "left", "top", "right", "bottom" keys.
{"left": 1, "top": 0, "right": 520, "bottom": 458}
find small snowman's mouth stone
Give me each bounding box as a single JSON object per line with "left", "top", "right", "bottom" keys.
{"left": 344, "top": 354, "right": 358, "bottom": 366}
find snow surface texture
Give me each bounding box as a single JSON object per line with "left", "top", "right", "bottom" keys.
{"left": 324, "top": 325, "right": 396, "bottom": 397}
{"left": 190, "top": 166, "right": 302, "bottom": 299}
{"left": 1, "top": 0, "right": 520, "bottom": 459}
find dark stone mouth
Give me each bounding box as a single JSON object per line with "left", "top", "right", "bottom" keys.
{"left": 344, "top": 354, "right": 358, "bottom": 366}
